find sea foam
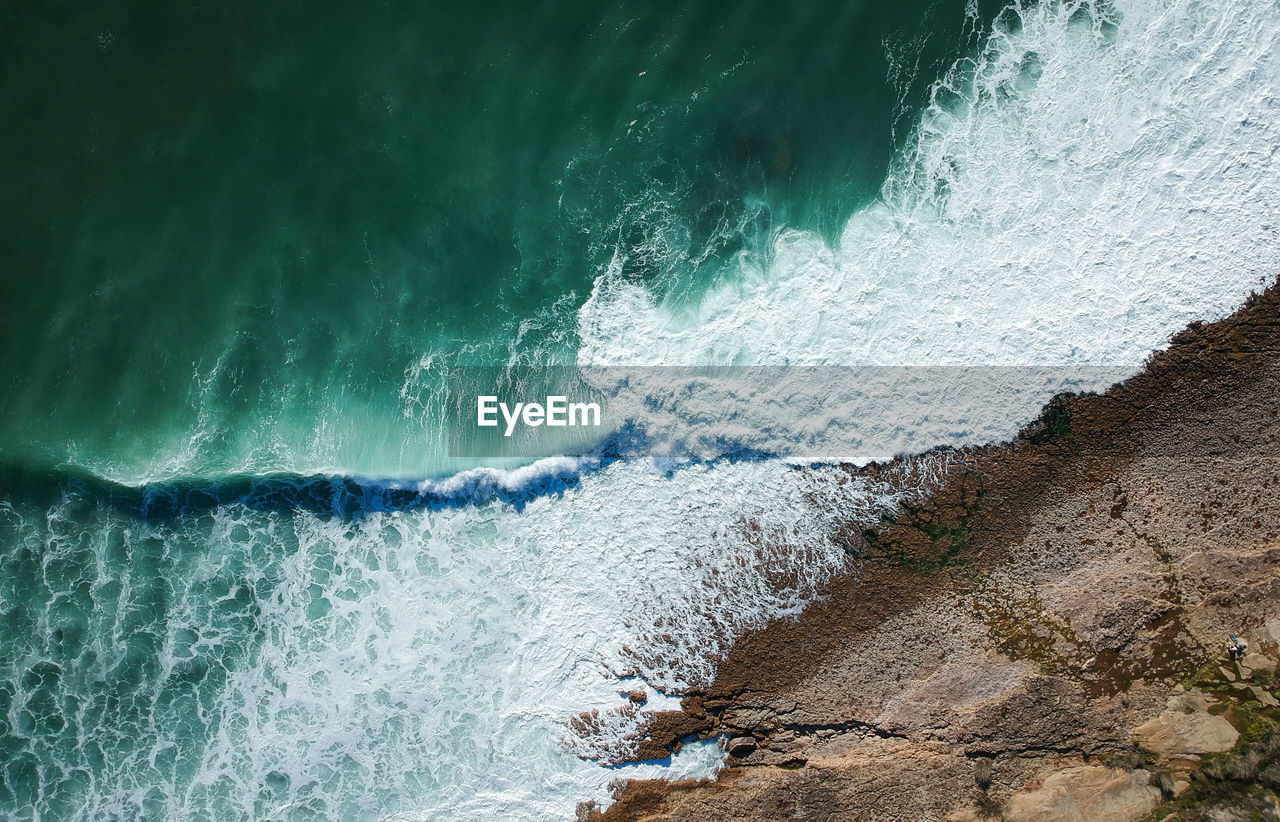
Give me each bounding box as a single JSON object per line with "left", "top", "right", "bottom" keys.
{"left": 578, "top": 0, "right": 1278, "bottom": 371}
{"left": 5, "top": 1, "right": 1278, "bottom": 820}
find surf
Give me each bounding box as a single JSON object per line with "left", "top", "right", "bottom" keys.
{"left": 1, "top": 1, "right": 1278, "bottom": 820}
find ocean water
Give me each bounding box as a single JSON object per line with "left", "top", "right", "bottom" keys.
{"left": 0, "top": 0, "right": 994, "bottom": 481}
{"left": 1, "top": 0, "right": 1278, "bottom": 819}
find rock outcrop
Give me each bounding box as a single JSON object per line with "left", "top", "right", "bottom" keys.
{"left": 580, "top": 284, "right": 1280, "bottom": 821}
{"left": 1132, "top": 692, "right": 1238, "bottom": 760}
{"left": 1002, "top": 765, "right": 1162, "bottom": 822}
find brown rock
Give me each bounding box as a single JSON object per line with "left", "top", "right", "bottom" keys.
{"left": 584, "top": 284, "right": 1280, "bottom": 820}
{"left": 591, "top": 737, "right": 980, "bottom": 822}
{"left": 1249, "top": 685, "right": 1279, "bottom": 707}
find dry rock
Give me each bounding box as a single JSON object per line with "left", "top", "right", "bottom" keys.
{"left": 1248, "top": 685, "right": 1278, "bottom": 707}
{"left": 1239, "top": 652, "right": 1276, "bottom": 679}
{"left": 1004, "top": 765, "right": 1161, "bottom": 822}
{"left": 1132, "top": 692, "right": 1238, "bottom": 759}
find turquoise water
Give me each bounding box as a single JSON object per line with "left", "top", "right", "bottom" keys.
{"left": 0, "top": 2, "right": 989, "bottom": 817}
{"left": 3, "top": 0, "right": 1279, "bottom": 819}
{"left": 0, "top": 0, "right": 989, "bottom": 480}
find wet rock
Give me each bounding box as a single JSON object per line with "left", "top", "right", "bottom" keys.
{"left": 726, "top": 737, "right": 757, "bottom": 757}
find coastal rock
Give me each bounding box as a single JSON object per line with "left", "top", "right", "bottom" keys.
{"left": 1131, "top": 693, "right": 1238, "bottom": 759}
{"left": 1003, "top": 765, "right": 1161, "bottom": 822}
{"left": 586, "top": 286, "right": 1280, "bottom": 820}
{"left": 586, "top": 737, "right": 978, "bottom": 822}
{"left": 1230, "top": 681, "right": 1257, "bottom": 699}
{"left": 726, "top": 737, "right": 757, "bottom": 757}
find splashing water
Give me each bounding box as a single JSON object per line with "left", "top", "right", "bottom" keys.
{"left": 2, "top": 0, "right": 1278, "bottom": 819}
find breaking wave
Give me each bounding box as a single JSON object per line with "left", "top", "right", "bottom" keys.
{"left": 3, "top": 1, "right": 1277, "bottom": 820}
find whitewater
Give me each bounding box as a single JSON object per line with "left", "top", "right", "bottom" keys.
{"left": 3, "top": 0, "right": 1278, "bottom": 819}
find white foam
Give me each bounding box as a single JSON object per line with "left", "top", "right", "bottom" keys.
{"left": 267, "top": 1, "right": 1280, "bottom": 815}
{"left": 22, "top": 458, "right": 932, "bottom": 820}
{"left": 15, "top": 2, "right": 1279, "bottom": 821}
{"left": 578, "top": 0, "right": 1279, "bottom": 370}
{"left": 575, "top": 364, "right": 1130, "bottom": 466}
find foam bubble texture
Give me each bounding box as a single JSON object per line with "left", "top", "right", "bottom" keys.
{"left": 5, "top": 1, "right": 1277, "bottom": 820}
{"left": 578, "top": 0, "right": 1278, "bottom": 368}
{"left": 0, "top": 458, "right": 939, "bottom": 820}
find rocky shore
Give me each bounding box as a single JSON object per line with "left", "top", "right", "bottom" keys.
{"left": 577, "top": 282, "right": 1280, "bottom": 821}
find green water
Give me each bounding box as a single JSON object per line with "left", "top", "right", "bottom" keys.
{"left": 0, "top": 0, "right": 989, "bottom": 480}
{"left": 0, "top": 1, "right": 1005, "bottom": 819}
{"left": 7, "top": 0, "right": 1280, "bottom": 818}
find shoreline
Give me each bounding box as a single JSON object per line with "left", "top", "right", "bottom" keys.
{"left": 580, "top": 282, "right": 1280, "bottom": 820}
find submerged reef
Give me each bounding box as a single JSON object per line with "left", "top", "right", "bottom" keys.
{"left": 578, "top": 282, "right": 1280, "bottom": 821}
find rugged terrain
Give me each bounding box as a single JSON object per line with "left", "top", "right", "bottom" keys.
{"left": 579, "top": 283, "right": 1280, "bottom": 821}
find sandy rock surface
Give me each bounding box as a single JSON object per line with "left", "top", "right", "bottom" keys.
{"left": 1132, "top": 692, "right": 1238, "bottom": 759}
{"left": 1003, "top": 765, "right": 1162, "bottom": 822}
